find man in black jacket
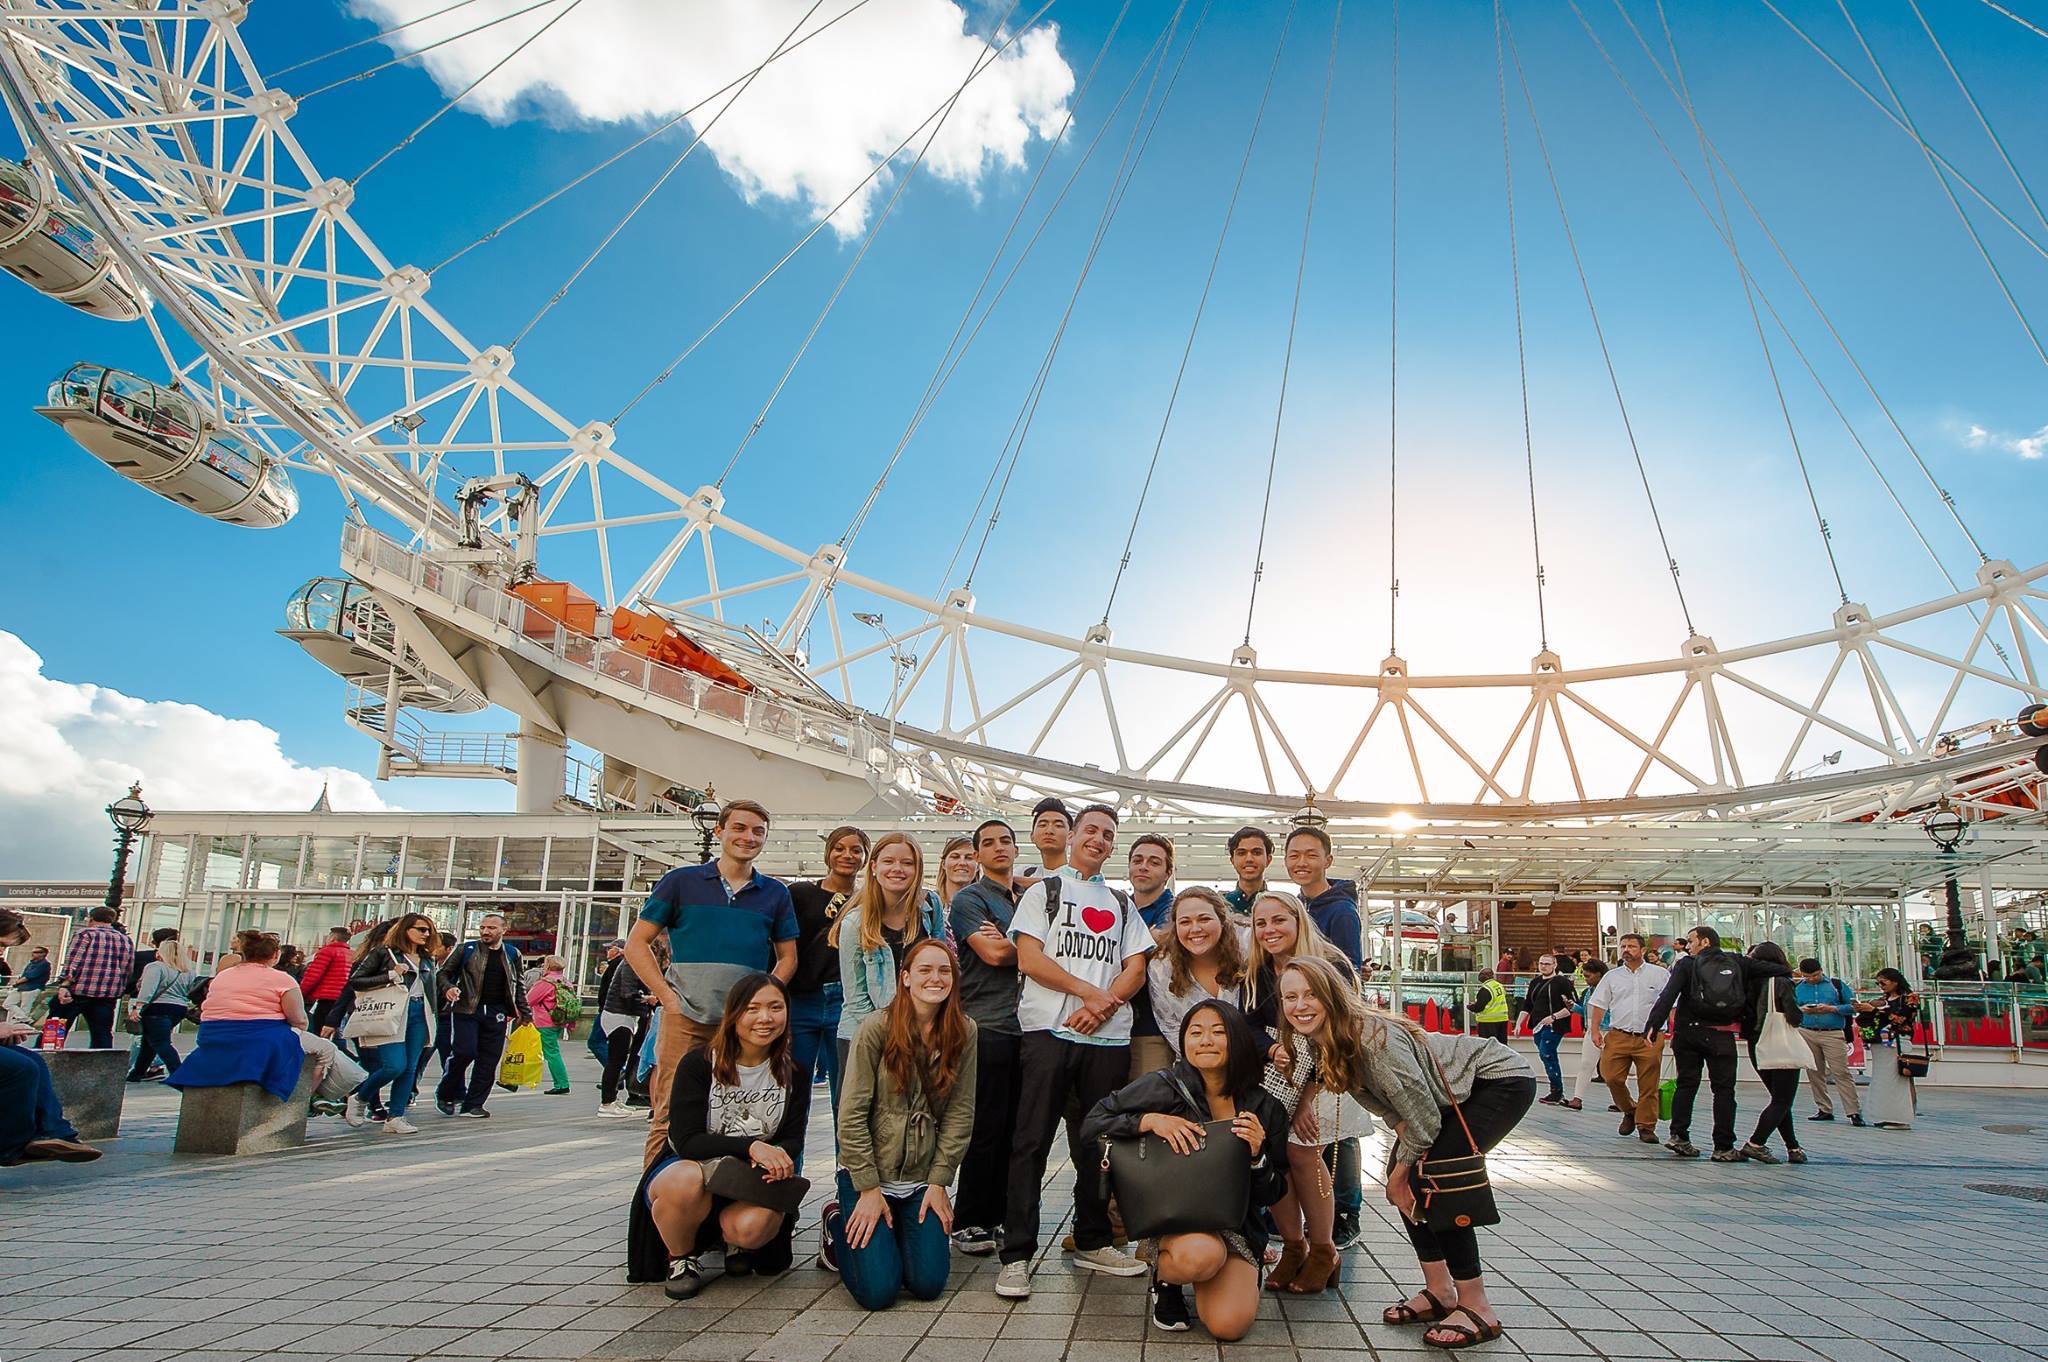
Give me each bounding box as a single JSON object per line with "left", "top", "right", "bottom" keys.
{"left": 434, "top": 914, "right": 530, "bottom": 1118}
{"left": 1646, "top": 926, "right": 1746, "bottom": 1161}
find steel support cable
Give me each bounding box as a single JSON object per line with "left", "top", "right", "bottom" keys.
{"left": 1387, "top": 0, "right": 1402, "bottom": 657}
{"left": 1753, "top": 0, "right": 2048, "bottom": 268}
{"left": 1652, "top": 0, "right": 1848, "bottom": 606}
{"left": 430, "top": 0, "right": 881, "bottom": 274}
{"left": 1491, "top": 0, "right": 1549, "bottom": 655}
{"left": 711, "top": 0, "right": 1040, "bottom": 487}
{"left": 922, "top": 11, "right": 1193, "bottom": 600}
{"left": 1576, "top": 0, "right": 1992, "bottom": 567}
{"left": 506, "top": 0, "right": 834, "bottom": 352}
{"left": 1832, "top": 0, "right": 2048, "bottom": 373}
{"left": 1502, "top": 10, "right": 1696, "bottom": 637}
{"left": 1575, "top": 3, "right": 1975, "bottom": 607}
{"left": 1092, "top": 0, "right": 1284, "bottom": 627}
{"left": 1909, "top": 0, "right": 2048, "bottom": 238}
{"left": 263, "top": 0, "right": 491, "bottom": 87}
{"left": 351, "top": 0, "right": 588, "bottom": 189}
{"left": 610, "top": 0, "right": 1058, "bottom": 429}
{"left": 1243, "top": 0, "right": 1332, "bottom": 650}
{"left": 837, "top": 0, "right": 1147, "bottom": 558}
{"left": 1978, "top": 0, "right": 2048, "bottom": 41}
{"left": 956, "top": 3, "right": 1202, "bottom": 590}
{"left": 299, "top": 0, "right": 563, "bottom": 102}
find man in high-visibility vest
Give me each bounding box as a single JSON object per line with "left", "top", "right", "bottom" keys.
{"left": 1473, "top": 969, "right": 1511, "bottom": 1042}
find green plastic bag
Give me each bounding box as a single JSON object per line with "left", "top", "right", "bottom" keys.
{"left": 1658, "top": 1078, "right": 1676, "bottom": 1120}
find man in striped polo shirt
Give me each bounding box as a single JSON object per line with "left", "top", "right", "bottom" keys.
{"left": 626, "top": 798, "right": 797, "bottom": 1168}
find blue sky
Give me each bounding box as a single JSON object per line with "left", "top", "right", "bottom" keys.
{"left": 2, "top": 0, "right": 2044, "bottom": 872}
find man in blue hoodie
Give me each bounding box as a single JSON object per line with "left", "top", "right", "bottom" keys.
{"left": 1283, "top": 824, "right": 1365, "bottom": 1247}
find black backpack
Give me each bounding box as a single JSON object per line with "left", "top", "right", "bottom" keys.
{"left": 1686, "top": 951, "right": 1746, "bottom": 1024}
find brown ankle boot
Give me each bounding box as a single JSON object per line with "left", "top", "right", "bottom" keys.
{"left": 1288, "top": 1242, "right": 1340, "bottom": 1294}
{"left": 1264, "top": 1238, "right": 1307, "bottom": 1292}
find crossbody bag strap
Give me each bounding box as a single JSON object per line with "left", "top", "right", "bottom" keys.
{"left": 1408, "top": 1028, "right": 1483, "bottom": 1159}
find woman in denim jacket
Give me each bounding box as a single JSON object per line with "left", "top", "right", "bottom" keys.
{"left": 831, "top": 832, "right": 950, "bottom": 1072}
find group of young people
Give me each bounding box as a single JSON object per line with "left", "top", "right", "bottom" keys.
{"left": 619, "top": 796, "right": 1536, "bottom": 1351}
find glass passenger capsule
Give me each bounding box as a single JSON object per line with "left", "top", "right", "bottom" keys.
{"left": 0, "top": 158, "right": 146, "bottom": 321}
{"left": 38, "top": 362, "right": 299, "bottom": 528}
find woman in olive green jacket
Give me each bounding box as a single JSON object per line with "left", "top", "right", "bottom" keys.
{"left": 825, "top": 937, "right": 978, "bottom": 1309}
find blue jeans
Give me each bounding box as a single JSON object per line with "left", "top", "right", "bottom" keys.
{"left": 1532, "top": 1025, "right": 1566, "bottom": 1097}
{"left": 787, "top": 985, "right": 844, "bottom": 1156}
{"left": 831, "top": 1168, "right": 950, "bottom": 1310}
{"left": 129, "top": 1004, "right": 187, "bottom": 1078}
{"left": 0, "top": 1043, "right": 78, "bottom": 1160}
{"left": 358, "top": 1001, "right": 430, "bottom": 1117}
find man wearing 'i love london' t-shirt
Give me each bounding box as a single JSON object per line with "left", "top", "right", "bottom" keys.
{"left": 995, "top": 804, "right": 1154, "bottom": 1298}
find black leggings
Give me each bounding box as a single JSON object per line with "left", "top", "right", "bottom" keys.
{"left": 1402, "top": 1074, "right": 1536, "bottom": 1281}
{"left": 1747, "top": 1049, "right": 1802, "bottom": 1151}
{"left": 600, "top": 1026, "right": 635, "bottom": 1103}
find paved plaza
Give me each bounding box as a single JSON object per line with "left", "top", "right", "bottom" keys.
{"left": 4, "top": 1050, "right": 2046, "bottom": 1362}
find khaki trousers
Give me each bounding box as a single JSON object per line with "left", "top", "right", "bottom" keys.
{"left": 1598, "top": 1031, "right": 1666, "bottom": 1131}
{"left": 1800, "top": 1028, "right": 1860, "bottom": 1118}
{"left": 644, "top": 1009, "right": 717, "bottom": 1169}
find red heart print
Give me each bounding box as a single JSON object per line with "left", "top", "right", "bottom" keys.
{"left": 1081, "top": 906, "right": 1115, "bottom": 934}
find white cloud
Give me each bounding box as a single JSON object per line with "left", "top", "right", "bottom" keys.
{"left": 348, "top": 0, "right": 1074, "bottom": 235}
{"left": 1963, "top": 420, "right": 2047, "bottom": 460}
{"left": 0, "top": 631, "right": 387, "bottom": 879}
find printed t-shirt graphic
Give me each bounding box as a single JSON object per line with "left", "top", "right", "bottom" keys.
{"left": 1009, "top": 874, "right": 1154, "bottom": 1045}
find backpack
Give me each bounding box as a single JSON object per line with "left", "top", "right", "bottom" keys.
{"left": 546, "top": 978, "right": 584, "bottom": 1026}
{"left": 1686, "top": 951, "right": 1746, "bottom": 1023}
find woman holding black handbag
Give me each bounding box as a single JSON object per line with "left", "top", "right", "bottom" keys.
{"left": 628, "top": 972, "right": 810, "bottom": 1299}
{"left": 1855, "top": 968, "right": 1920, "bottom": 1130}
{"left": 1082, "top": 1000, "right": 1289, "bottom": 1340}
{"left": 1341, "top": 1008, "right": 1533, "bottom": 1351}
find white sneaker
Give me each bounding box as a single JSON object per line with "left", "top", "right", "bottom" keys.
{"left": 994, "top": 1261, "right": 1032, "bottom": 1299}
{"left": 343, "top": 1096, "right": 369, "bottom": 1128}
{"left": 382, "top": 1118, "right": 419, "bottom": 1135}
{"left": 597, "top": 1101, "right": 626, "bottom": 1117}
{"left": 1072, "top": 1244, "right": 1148, "bottom": 1277}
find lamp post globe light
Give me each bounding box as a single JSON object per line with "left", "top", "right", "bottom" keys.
{"left": 103, "top": 781, "right": 151, "bottom": 914}
{"left": 690, "top": 786, "right": 720, "bottom": 864}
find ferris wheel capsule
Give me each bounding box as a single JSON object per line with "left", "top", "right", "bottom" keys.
{"left": 0, "top": 157, "right": 145, "bottom": 321}
{"left": 36, "top": 362, "right": 299, "bottom": 528}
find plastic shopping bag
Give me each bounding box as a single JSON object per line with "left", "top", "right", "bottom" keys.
{"left": 499, "top": 1023, "right": 544, "bottom": 1089}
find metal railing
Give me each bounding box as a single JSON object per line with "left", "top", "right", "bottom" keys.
{"left": 342, "top": 522, "right": 902, "bottom": 795}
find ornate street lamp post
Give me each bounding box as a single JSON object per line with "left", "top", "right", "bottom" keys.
{"left": 690, "top": 786, "right": 720, "bottom": 864}
{"left": 1921, "top": 802, "right": 1969, "bottom": 960}
{"left": 104, "top": 782, "right": 152, "bottom": 916}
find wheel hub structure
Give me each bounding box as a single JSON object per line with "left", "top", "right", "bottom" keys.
{"left": 3, "top": 1, "right": 2045, "bottom": 834}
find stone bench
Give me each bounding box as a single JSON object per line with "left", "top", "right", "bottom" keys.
{"left": 43, "top": 1047, "right": 129, "bottom": 1141}
{"left": 173, "top": 1055, "right": 320, "bottom": 1155}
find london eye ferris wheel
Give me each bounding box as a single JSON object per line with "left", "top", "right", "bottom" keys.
{"left": 3, "top": 0, "right": 2045, "bottom": 833}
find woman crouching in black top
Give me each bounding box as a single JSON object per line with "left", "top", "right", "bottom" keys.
{"left": 627, "top": 972, "right": 810, "bottom": 1299}
{"left": 1082, "top": 1000, "right": 1290, "bottom": 1340}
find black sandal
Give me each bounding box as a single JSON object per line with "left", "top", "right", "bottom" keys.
{"left": 1383, "top": 1289, "right": 1451, "bottom": 1325}
{"left": 1424, "top": 1307, "right": 1505, "bottom": 1350}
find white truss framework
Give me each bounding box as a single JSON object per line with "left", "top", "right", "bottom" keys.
{"left": 3, "top": 1, "right": 2045, "bottom": 823}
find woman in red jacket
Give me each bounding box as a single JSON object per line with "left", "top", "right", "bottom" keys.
{"left": 298, "top": 926, "right": 354, "bottom": 1032}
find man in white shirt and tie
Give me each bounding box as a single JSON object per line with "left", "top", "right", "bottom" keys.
{"left": 1585, "top": 933, "right": 1672, "bottom": 1143}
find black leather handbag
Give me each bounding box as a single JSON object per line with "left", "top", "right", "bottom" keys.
{"left": 1102, "top": 1074, "right": 1252, "bottom": 1239}
{"left": 699, "top": 1156, "right": 810, "bottom": 1217}
{"left": 1409, "top": 1035, "right": 1501, "bottom": 1234}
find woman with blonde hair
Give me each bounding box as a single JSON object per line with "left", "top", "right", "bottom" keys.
{"left": 127, "top": 938, "right": 197, "bottom": 1081}
{"left": 1243, "top": 891, "right": 1353, "bottom": 1032}
{"left": 1336, "top": 1002, "right": 1534, "bottom": 1350}
{"left": 1147, "top": 887, "right": 1249, "bottom": 1055}
{"left": 1261, "top": 956, "right": 1373, "bottom": 1294}
{"left": 933, "top": 835, "right": 977, "bottom": 910}
{"left": 832, "top": 832, "right": 948, "bottom": 1073}
{"left": 527, "top": 954, "right": 575, "bottom": 1097}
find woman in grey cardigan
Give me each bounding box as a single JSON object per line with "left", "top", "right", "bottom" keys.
{"left": 1344, "top": 1010, "right": 1534, "bottom": 1351}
